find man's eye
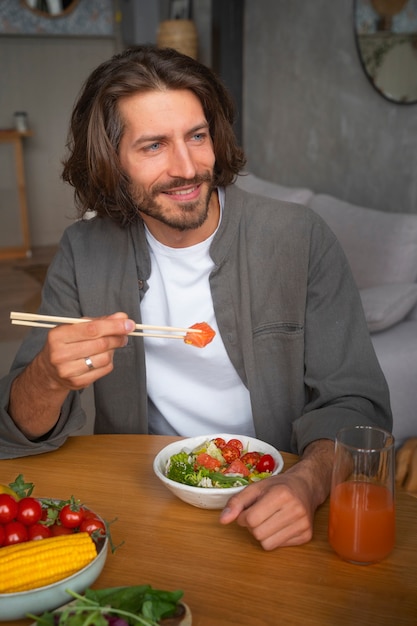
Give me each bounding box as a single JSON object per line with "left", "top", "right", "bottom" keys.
{"left": 145, "top": 142, "right": 161, "bottom": 152}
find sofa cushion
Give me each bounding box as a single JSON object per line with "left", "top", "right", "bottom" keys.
{"left": 360, "top": 284, "right": 417, "bottom": 332}
{"left": 371, "top": 319, "right": 417, "bottom": 447}
{"left": 309, "top": 194, "right": 417, "bottom": 289}
{"left": 235, "top": 173, "right": 314, "bottom": 205}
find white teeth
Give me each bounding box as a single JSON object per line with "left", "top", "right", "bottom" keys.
{"left": 170, "top": 187, "right": 196, "bottom": 196}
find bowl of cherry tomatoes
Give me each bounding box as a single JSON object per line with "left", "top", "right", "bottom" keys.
{"left": 0, "top": 485, "right": 108, "bottom": 621}
{"left": 0, "top": 493, "right": 107, "bottom": 544}
{"left": 153, "top": 433, "right": 284, "bottom": 509}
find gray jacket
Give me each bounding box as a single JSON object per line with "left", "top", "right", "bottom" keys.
{"left": 0, "top": 185, "right": 392, "bottom": 458}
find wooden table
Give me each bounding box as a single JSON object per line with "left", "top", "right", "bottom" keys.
{"left": 2, "top": 435, "right": 417, "bottom": 625}
{"left": 0, "top": 129, "right": 32, "bottom": 260}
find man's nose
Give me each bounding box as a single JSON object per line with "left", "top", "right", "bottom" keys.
{"left": 168, "top": 143, "right": 197, "bottom": 179}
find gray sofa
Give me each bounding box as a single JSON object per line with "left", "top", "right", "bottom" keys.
{"left": 236, "top": 173, "right": 417, "bottom": 448}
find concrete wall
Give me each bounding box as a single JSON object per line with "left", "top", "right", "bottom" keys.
{"left": 0, "top": 36, "right": 118, "bottom": 247}
{"left": 243, "top": 0, "right": 417, "bottom": 214}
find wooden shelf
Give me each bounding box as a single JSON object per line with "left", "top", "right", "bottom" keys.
{"left": 0, "top": 129, "right": 33, "bottom": 259}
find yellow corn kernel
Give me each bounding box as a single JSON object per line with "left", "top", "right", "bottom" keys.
{"left": 0, "top": 532, "right": 97, "bottom": 593}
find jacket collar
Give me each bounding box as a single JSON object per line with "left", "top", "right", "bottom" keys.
{"left": 210, "top": 184, "right": 244, "bottom": 266}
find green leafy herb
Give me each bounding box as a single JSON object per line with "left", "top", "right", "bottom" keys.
{"left": 87, "top": 585, "right": 183, "bottom": 621}
{"left": 27, "top": 586, "right": 184, "bottom": 626}
{"left": 8, "top": 473, "right": 34, "bottom": 498}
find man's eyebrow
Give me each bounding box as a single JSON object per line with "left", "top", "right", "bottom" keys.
{"left": 132, "top": 133, "right": 166, "bottom": 148}
{"left": 131, "top": 122, "right": 209, "bottom": 149}
{"left": 189, "top": 121, "right": 210, "bottom": 133}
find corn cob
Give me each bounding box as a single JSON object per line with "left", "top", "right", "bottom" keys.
{"left": 0, "top": 532, "right": 97, "bottom": 593}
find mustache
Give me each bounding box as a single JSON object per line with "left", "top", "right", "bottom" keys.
{"left": 151, "top": 173, "right": 213, "bottom": 195}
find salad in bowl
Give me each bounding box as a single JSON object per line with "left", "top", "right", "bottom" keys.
{"left": 153, "top": 434, "right": 284, "bottom": 509}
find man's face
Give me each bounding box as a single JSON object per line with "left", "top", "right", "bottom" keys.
{"left": 118, "top": 89, "right": 217, "bottom": 240}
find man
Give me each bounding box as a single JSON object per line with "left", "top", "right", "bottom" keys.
{"left": 0, "top": 45, "right": 392, "bottom": 550}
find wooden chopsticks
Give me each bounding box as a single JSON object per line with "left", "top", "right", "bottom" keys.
{"left": 10, "top": 311, "right": 202, "bottom": 340}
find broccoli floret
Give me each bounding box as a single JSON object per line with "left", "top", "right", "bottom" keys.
{"left": 166, "top": 452, "right": 213, "bottom": 487}
{"left": 166, "top": 452, "right": 194, "bottom": 484}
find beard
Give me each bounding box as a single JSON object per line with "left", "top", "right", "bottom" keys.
{"left": 130, "top": 172, "right": 215, "bottom": 232}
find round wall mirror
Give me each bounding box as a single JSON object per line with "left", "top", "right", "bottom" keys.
{"left": 354, "top": 0, "right": 417, "bottom": 104}
{"left": 22, "top": 0, "right": 79, "bottom": 18}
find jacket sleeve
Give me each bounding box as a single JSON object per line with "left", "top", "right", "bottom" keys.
{"left": 0, "top": 234, "right": 87, "bottom": 459}
{"left": 0, "top": 368, "right": 85, "bottom": 459}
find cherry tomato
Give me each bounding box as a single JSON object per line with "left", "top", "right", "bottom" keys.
{"left": 240, "top": 451, "right": 262, "bottom": 468}
{"left": 256, "top": 454, "right": 275, "bottom": 473}
{"left": 213, "top": 437, "right": 226, "bottom": 449}
{"left": 79, "top": 516, "right": 106, "bottom": 537}
{"left": 221, "top": 445, "right": 241, "bottom": 463}
{"left": 81, "top": 508, "right": 97, "bottom": 519}
{"left": 50, "top": 523, "right": 73, "bottom": 536}
{"left": 59, "top": 504, "right": 85, "bottom": 529}
{"left": 0, "top": 525, "right": 5, "bottom": 547}
{"left": 28, "top": 523, "right": 52, "bottom": 541}
{"left": 4, "top": 521, "right": 28, "bottom": 545}
{"left": 226, "top": 438, "right": 244, "bottom": 452}
{"left": 195, "top": 452, "right": 222, "bottom": 471}
{"left": 223, "top": 459, "right": 250, "bottom": 476}
{"left": 0, "top": 493, "right": 18, "bottom": 524}
{"left": 16, "top": 497, "right": 42, "bottom": 526}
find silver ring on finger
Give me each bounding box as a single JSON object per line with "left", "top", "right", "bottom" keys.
{"left": 85, "top": 357, "right": 94, "bottom": 371}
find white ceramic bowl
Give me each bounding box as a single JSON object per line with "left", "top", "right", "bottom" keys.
{"left": 0, "top": 526, "right": 108, "bottom": 621}
{"left": 153, "top": 433, "right": 284, "bottom": 510}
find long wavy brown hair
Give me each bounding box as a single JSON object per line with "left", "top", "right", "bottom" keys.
{"left": 61, "top": 45, "right": 246, "bottom": 226}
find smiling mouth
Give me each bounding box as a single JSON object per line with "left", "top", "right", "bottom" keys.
{"left": 164, "top": 185, "right": 199, "bottom": 196}
{"left": 162, "top": 185, "right": 200, "bottom": 200}
{"left": 153, "top": 173, "right": 213, "bottom": 201}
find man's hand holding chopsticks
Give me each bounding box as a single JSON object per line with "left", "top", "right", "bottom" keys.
{"left": 38, "top": 312, "right": 135, "bottom": 385}
{"left": 9, "top": 312, "right": 135, "bottom": 440}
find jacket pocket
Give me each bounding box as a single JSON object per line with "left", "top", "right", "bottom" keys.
{"left": 253, "top": 322, "right": 304, "bottom": 336}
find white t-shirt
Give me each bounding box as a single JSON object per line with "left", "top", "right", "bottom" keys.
{"left": 141, "top": 190, "right": 255, "bottom": 437}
